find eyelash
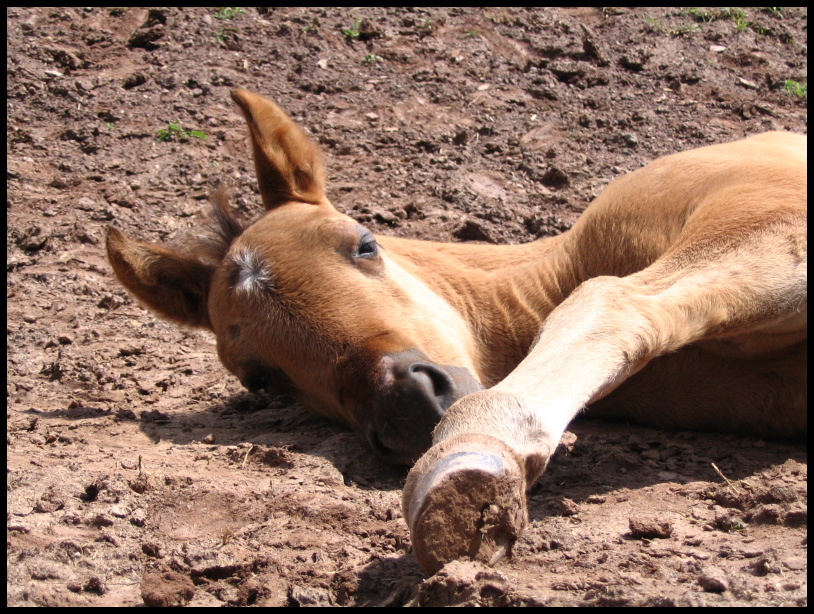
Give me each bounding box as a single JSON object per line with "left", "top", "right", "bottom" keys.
{"left": 354, "top": 236, "right": 379, "bottom": 259}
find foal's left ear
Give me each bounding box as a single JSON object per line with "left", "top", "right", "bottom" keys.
{"left": 106, "top": 227, "right": 215, "bottom": 330}
{"left": 231, "top": 89, "right": 326, "bottom": 210}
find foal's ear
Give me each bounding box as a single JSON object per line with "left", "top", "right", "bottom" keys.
{"left": 231, "top": 89, "right": 326, "bottom": 210}
{"left": 106, "top": 227, "right": 214, "bottom": 330}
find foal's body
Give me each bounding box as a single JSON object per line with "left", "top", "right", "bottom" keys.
{"left": 107, "top": 90, "right": 806, "bottom": 576}
{"left": 382, "top": 132, "right": 806, "bottom": 435}
{"left": 398, "top": 132, "right": 806, "bottom": 572}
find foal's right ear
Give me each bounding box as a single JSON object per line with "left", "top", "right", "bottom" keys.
{"left": 106, "top": 227, "right": 214, "bottom": 330}
{"left": 231, "top": 89, "right": 326, "bottom": 210}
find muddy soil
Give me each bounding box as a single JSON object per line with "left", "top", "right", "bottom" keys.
{"left": 7, "top": 7, "right": 807, "bottom": 607}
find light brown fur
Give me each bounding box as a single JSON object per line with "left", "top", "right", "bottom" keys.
{"left": 107, "top": 90, "right": 806, "bottom": 572}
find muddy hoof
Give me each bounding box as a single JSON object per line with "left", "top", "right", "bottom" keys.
{"left": 405, "top": 435, "right": 528, "bottom": 576}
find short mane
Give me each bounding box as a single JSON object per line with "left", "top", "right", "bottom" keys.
{"left": 189, "top": 186, "right": 247, "bottom": 264}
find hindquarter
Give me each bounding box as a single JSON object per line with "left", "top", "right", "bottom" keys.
{"left": 589, "top": 340, "right": 807, "bottom": 438}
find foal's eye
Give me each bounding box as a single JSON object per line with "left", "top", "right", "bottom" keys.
{"left": 355, "top": 234, "right": 379, "bottom": 259}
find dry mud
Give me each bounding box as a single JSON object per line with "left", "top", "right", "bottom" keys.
{"left": 7, "top": 7, "right": 807, "bottom": 606}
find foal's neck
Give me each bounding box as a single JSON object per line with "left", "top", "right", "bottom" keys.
{"left": 382, "top": 233, "right": 579, "bottom": 384}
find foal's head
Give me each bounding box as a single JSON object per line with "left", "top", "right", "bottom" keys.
{"left": 107, "top": 90, "right": 482, "bottom": 464}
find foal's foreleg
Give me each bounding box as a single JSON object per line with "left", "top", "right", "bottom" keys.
{"left": 403, "top": 227, "right": 806, "bottom": 575}
{"left": 403, "top": 275, "right": 658, "bottom": 575}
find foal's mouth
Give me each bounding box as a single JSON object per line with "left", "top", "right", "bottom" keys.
{"left": 365, "top": 425, "right": 424, "bottom": 466}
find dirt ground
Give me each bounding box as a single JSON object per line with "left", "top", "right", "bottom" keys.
{"left": 7, "top": 7, "right": 807, "bottom": 607}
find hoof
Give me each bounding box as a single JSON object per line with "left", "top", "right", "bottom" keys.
{"left": 405, "top": 434, "right": 528, "bottom": 576}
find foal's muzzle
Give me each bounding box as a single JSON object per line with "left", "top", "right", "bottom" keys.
{"left": 367, "top": 350, "right": 483, "bottom": 465}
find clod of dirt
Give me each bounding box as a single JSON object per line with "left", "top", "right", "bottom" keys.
{"left": 289, "top": 584, "right": 332, "bottom": 607}
{"left": 452, "top": 218, "right": 494, "bottom": 243}
{"left": 628, "top": 516, "right": 673, "bottom": 539}
{"left": 698, "top": 566, "right": 728, "bottom": 593}
{"left": 83, "top": 576, "right": 107, "bottom": 595}
{"left": 540, "top": 165, "right": 570, "bottom": 188}
{"left": 417, "top": 560, "right": 509, "bottom": 607}
{"left": 128, "top": 9, "right": 167, "bottom": 50}
{"left": 557, "top": 496, "right": 580, "bottom": 516}
{"left": 128, "top": 473, "right": 153, "bottom": 494}
{"left": 750, "top": 550, "right": 784, "bottom": 576}
{"left": 140, "top": 570, "right": 195, "bottom": 607}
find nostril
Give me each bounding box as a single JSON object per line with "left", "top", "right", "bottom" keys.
{"left": 409, "top": 363, "right": 455, "bottom": 401}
